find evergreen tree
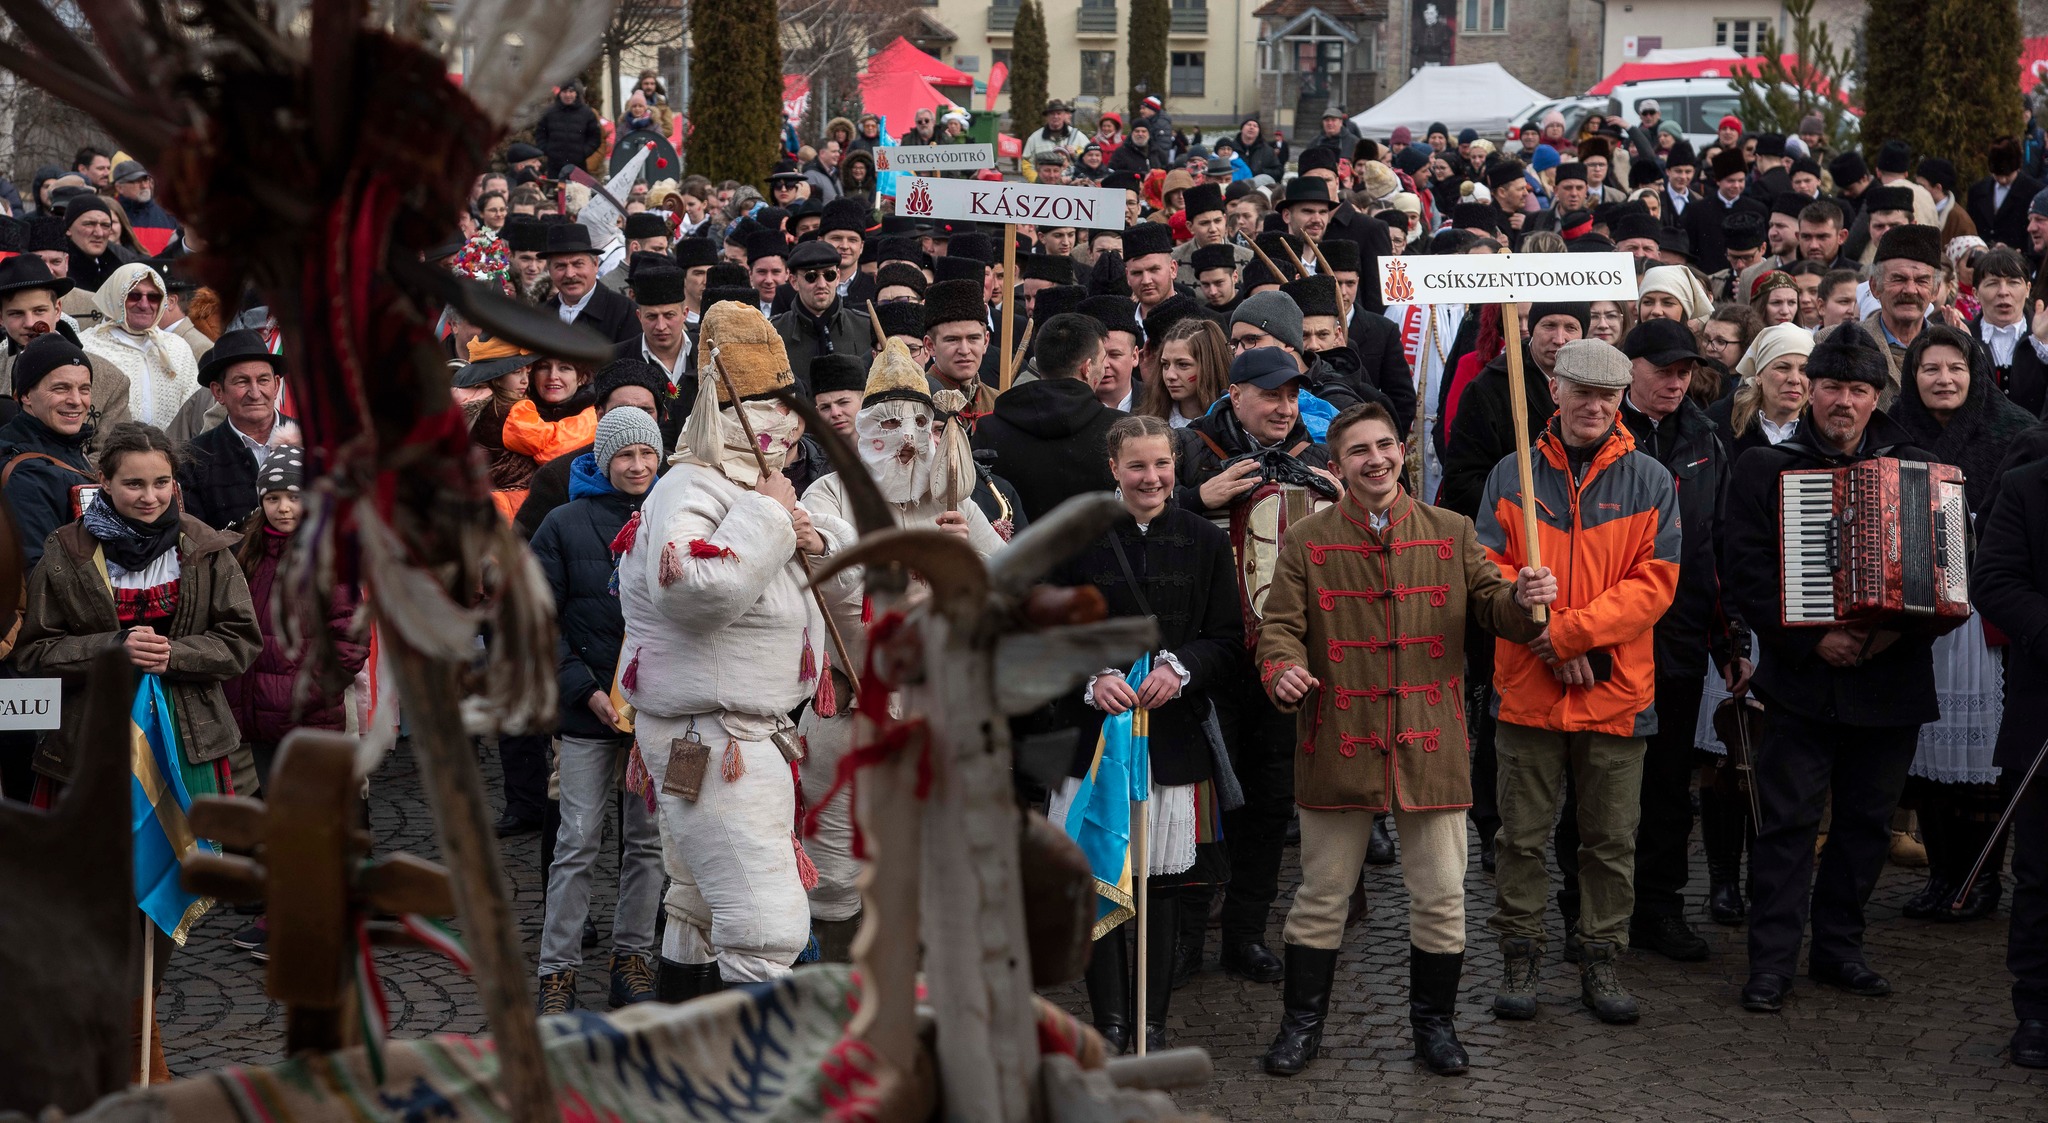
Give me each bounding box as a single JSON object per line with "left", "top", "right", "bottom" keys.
{"left": 1009, "top": 0, "right": 1050, "bottom": 138}
{"left": 1126, "top": 0, "right": 1169, "bottom": 120}
{"left": 1858, "top": 0, "right": 1933, "bottom": 166}
{"left": 1918, "top": 0, "right": 2024, "bottom": 185}
{"left": 1727, "top": 0, "right": 1858, "bottom": 153}
{"left": 686, "top": 0, "right": 784, "bottom": 186}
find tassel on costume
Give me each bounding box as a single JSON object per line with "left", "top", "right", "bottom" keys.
{"left": 687, "top": 539, "right": 735, "bottom": 559}
{"left": 621, "top": 649, "right": 640, "bottom": 692}
{"left": 799, "top": 627, "right": 816, "bottom": 683}
{"left": 793, "top": 832, "right": 819, "bottom": 891}
{"left": 609, "top": 510, "right": 642, "bottom": 555}
{"left": 812, "top": 658, "right": 838, "bottom": 718}
{"left": 659, "top": 542, "right": 683, "bottom": 587}
{"left": 721, "top": 739, "right": 745, "bottom": 782}
{"left": 860, "top": 597, "right": 873, "bottom": 624}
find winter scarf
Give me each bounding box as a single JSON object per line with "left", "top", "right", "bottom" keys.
{"left": 82, "top": 490, "right": 182, "bottom": 572}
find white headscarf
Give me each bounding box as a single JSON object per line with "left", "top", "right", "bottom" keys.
{"left": 1638, "top": 265, "right": 1714, "bottom": 322}
{"left": 1735, "top": 322, "right": 1816, "bottom": 380}
{"left": 79, "top": 261, "right": 200, "bottom": 429}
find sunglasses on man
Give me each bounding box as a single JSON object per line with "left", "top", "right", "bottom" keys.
{"left": 800, "top": 268, "right": 839, "bottom": 284}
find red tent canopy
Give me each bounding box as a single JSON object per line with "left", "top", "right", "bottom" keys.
{"left": 858, "top": 68, "right": 951, "bottom": 134}
{"left": 867, "top": 37, "right": 973, "bottom": 89}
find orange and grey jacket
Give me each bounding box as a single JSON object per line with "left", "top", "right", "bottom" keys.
{"left": 1476, "top": 419, "right": 1679, "bottom": 737}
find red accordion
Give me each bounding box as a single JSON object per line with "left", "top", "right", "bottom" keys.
{"left": 1778, "top": 457, "right": 1970, "bottom": 627}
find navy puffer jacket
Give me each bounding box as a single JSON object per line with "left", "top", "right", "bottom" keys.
{"left": 530, "top": 454, "right": 644, "bottom": 738}
{"left": 223, "top": 526, "right": 367, "bottom": 743}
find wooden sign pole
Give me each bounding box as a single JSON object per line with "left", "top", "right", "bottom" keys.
{"left": 999, "top": 225, "right": 1018, "bottom": 393}
{"left": 1498, "top": 299, "right": 1547, "bottom": 626}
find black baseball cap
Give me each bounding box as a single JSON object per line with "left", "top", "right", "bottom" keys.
{"left": 1621, "top": 318, "right": 1702, "bottom": 366}
{"left": 1229, "top": 347, "right": 1305, "bottom": 390}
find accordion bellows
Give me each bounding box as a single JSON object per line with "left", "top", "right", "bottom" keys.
{"left": 700, "top": 301, "right": 794, "bottom": 401}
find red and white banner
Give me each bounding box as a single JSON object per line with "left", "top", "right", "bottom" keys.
{"left": 895, "top": 175, "right": 1124, "bottom": 229}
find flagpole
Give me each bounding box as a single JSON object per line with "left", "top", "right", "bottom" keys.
{"left": 138, "top": 914, "right": 154, "bottom": 1086}
{"left": 1132, "top": 793, "right": 1148, "bottom": 1057}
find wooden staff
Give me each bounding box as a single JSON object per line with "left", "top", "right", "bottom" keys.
{"left": 1132, "top": 791, "right": 1149, "bottom": 1057}
{"left": 711, "top": 358, "right": 862, "bottom": 696}
{"left": 1499, "top": 299, "right": 1546, "bottom": 625}
{"left": 1951, "top": 732, "right": 2048, "bottom": 909}
{"left": 999, "top": 226, "right": 1018, "bottom": 393}
{"left": 1307, "top": 238, "right": 1334, "bottom": 275}
{"left": 867, "top": 299, "right": 887, "bottom": 348}
{"left": 138, "top": 915, "right": 153, "bottom": 1086}
{"left": 1009, "top": 316, "right": 1035, "bottom": 375}
{"left": 1278, "top": 238, "right": 1311, "bottom": 278}
{"left": 1248, "top": 239, "right": 1288, "bottom": 281}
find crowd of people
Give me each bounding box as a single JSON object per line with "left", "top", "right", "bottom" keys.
{"left": 7, "top": 84, "right": 2048, "bottom": 1086}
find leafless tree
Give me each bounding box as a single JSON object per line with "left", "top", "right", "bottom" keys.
{"left": 600, "top": 0, "right": 685, "bottom": 116}
{"left": 779, "top": 0, "right": 879, "bottom": 140}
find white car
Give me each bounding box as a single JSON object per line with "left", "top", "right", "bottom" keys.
{"left": 1611, "top": 77, "right": 1825, "bottom": 151}
{"left": 1508, "top": 95, "right": 1613, "bottom": 143}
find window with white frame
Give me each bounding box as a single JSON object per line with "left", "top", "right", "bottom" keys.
{"left": 1715, "top": 18, "right": 1773, "bottom": 55}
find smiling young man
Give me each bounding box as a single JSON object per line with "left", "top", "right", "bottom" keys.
{"left": 0, "top": 256, "right": 129, "bottom": 444}
{"left": 1477, "top": 338, "right": 1679, "bottom": 1028}
{"left": 1257, "top": 400, "right": 1553, "bottom": 1079}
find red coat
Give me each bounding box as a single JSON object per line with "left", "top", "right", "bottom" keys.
{"left": 223, "top": 528, "right": 368, "bottom": 743}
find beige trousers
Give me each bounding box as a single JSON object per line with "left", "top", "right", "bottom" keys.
{"left": 1283, "top": 806, "right": 1469, "bottom": 953}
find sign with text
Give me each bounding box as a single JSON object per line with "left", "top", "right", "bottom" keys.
{"left": 0, "top": 678, "right": 60, "bottom": 729}
{"left": 895, "top": 175, "right": 1125, "bottom": 230}
{"left": 1377, "top": 252, "right": 1639, "bottom": 304}
{"left": 874, "top": 145, "right": 997, "bottom": 173}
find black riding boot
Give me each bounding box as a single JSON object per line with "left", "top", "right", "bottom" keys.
{"left": 1942, "top": 813, "right": 2007, "bottom": 922}
{"left": 1261, "top": 944, "right": 1339, "bottom": 1076}
{"left": 1700, "top": 782, "right": 1748, "bottom": 926}
{"left": 1085, "top": 925, "right": 1132, "bottom": 1054}
{"left": 1173, "top": 886, "right": 1209, "bottom": 988}
{"left": 656, "top": 958, "right": 722, "bottom": 1003}
{"left": 1409, "top": 945, "right": 1470, "bottom": 1075}
{"left": 1144, "top": 886, "right": 1180, "bottom": 1051}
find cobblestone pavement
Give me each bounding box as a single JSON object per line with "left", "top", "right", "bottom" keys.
{"left": 161, "top": 742, "right": 2048, "bottom": 1120}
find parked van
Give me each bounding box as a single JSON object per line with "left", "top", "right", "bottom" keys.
{"left": 1611, "top": 78, "right": 1750, "bottom": 150}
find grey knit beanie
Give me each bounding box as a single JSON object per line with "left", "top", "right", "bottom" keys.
{"left": 1230, "top": 290, "right": 1304, "bottom": 354}
{"left": 595, "top": 407, "right": 664, "bottom": 471}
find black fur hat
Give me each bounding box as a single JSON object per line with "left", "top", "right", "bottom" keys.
{"left": 924, "top": 278, "right": 988, "bottom": 329}
{"left": 1807, "top": 322, "right": 1889, "bottom": 388}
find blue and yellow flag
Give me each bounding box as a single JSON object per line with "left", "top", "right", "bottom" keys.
{"left": 131, "top": 673, "right": 215, "bottom": 944}
{"left": 1061, "top": 654, "right": 1153, "bottom": 940}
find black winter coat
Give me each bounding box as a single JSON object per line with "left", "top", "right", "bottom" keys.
{"left": 1439, "top": 347, "right": 1554, "bottom": 519}
{"left": 1049, "top": 505, "right": 1245, "bottom": 785}
{"left": 1723, "top": 410, "right": 1958, "bottom": 727}
{"left": 1969, "top": 315, "right": 2048, "bottom": 420}
{"left": 770, "top": 301, "right": 872, "bottom": 398}
{"left": 544, "top": 284, "right": 641, "bottom": 346}
{"left": 970, "top": 377, "right": 1125, "bottom": 523}
{"left": 0, "top": 411, "right": 95, "bottom": 571}
{"left": 1621, "top": 394, "right": 1734, "bottom": 679}
{"left": 1324, "top": 204, "right": 1394, "bottom": 313}
{"left": 1965, "top": 172, "right": 2043, "bottom": 252}
{"left": 1972, "top": 455, "right": 2048, "bottom": 771}
{"left": 532, "top": 96, "right": 603, "bottom": 176}
{"left": 530, "top": 463, "right": 643, "bottom": 738}
{"left": 513, "top": 440, "right": 592, "bottom": 540}
{"left": 1344, "top": 309, "right": 1417, "bottom": 434}
{"left": 180, "top": 419, "right": 292, "bottom": 533}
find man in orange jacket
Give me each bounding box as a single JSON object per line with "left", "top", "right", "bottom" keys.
{"left": 1474, "top": 338, "right": 1680, "bottom": 1026}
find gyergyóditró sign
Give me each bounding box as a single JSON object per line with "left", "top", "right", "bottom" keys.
{"left": 895, "top": 176, "right": 1125, "bottom": 230}
{"left": 873, "top": 145, "right": 997, "bottom": 173}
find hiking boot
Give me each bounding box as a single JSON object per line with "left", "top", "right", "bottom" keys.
{"left": 609, "top": 953, "right": 657, "bottom": 1008}
{"left": 1578, "top": 941, "right": 1639, "bottom": 1024}
{"left": 1888, "top": 829, "right": 1927, "bottom": 868}
{"left": 1262, "top": 944, "right": 1339, "bottom": 1076}
{"left": 1491, "top": 937, "right": 1542, "bottom": 1020}
{"left": 537, "top": 970, "right": 579, "bottom": 1015}
{"left": 1409, "top": 945, "right": 1469, "bottom": 1076}
{"left": 1630, "top": 913, "right": 1710, "bottom": 962}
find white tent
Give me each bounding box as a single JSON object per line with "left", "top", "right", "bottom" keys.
{"left": 1349, "top": 62, "right": 1547, "bottom": 141}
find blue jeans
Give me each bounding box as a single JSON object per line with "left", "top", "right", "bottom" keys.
{"left": 538, "top": 735, "right": 662, "bottom": 976}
